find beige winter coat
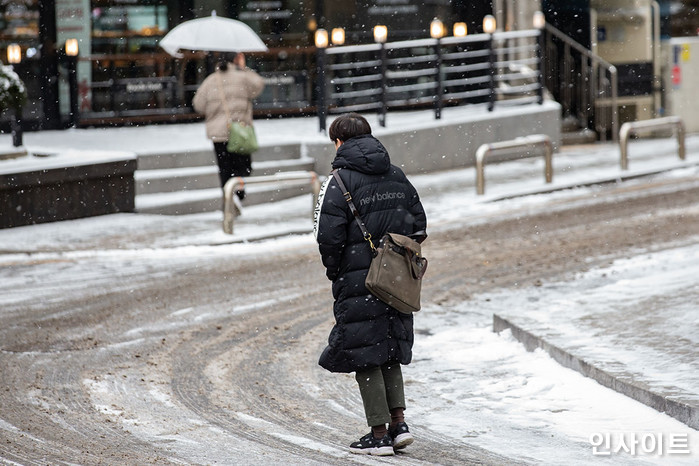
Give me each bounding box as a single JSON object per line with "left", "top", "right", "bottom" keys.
{"left": 192, "top": 65, "right": 265, "bottom": 142}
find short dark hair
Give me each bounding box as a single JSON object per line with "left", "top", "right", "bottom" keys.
{"left": 218, "top": 52, "right": 239, "bottom": 71}
{"left": 329, "top": 113, "right": 372, "bottom": 143}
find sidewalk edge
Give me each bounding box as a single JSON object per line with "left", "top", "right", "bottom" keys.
{"left": 492, "top": 314, "right": 699, "bottom": 430}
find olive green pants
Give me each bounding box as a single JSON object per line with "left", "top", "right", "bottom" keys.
{"left": 354, "top": 364, "right": 406, "bottom": 427}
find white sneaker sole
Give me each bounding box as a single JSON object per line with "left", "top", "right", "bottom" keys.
{"left": 349, "top": 446, "right": 395, "bottom": 456}
{"left": 393, "top": 432, "right": 414, "bottom": 450}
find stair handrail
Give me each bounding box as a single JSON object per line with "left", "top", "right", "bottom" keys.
{"left": 543, "top": 23, "right": 619, "bottom": 141}
{"left": 223, "top": 171, "right": 321, "bottom": 234}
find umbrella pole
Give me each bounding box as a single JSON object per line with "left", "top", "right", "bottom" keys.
{"left": 206, "top": 52, "right": 215, "bottom": 74}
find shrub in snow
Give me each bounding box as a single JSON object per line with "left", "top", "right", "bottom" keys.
{"left": 0, "top": 64, "right": 27, "bottom": 112}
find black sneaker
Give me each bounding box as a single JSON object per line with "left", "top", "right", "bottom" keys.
{"left": 349, "top": 432, "right": 395, "bottom": 456}
{"left": 389, "top": 422, "right": 414, "bottom": 450}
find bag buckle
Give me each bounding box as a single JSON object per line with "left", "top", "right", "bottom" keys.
{"left": 364, "top": 232, "right": 377, "bottom": 254}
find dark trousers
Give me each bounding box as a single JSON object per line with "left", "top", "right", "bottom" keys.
{"left": 355, "top": 364, "right": 406, "bottom": 427}
{"left": 213, "top": 142, "right": 252, "bottom": 188}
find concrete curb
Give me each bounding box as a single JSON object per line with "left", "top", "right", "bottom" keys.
{"left": 493, "top": 314, "right": 699, "bottom": 430}
{"left": 0, "top": 227, "right": 314, "bottom": 255}
{"left": 485, "top": 160, "right": 699, "bottom": 202}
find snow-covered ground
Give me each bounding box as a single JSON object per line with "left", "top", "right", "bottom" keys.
{"left": 411, "top": 243, "right": 699, "bottom": 465}
{"left": 1, "top": 108, "right": 698, "bottom": 463}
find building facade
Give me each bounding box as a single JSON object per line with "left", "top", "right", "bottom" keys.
{"left": 2, "top": 1, "right": 698, "bottom": 130}
{"left": 1, "top": 1, "right": 496, "bottom": 129}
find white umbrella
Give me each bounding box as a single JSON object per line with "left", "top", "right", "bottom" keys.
{"left": 159, "top": 11, "right": 268, "bottom": 57}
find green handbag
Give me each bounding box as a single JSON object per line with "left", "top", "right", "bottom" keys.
{"left": 217, "top": 71, "right": 258, "bottom": 154}
{"left": 227, "top": 121, "right": 258, "bottom": 154}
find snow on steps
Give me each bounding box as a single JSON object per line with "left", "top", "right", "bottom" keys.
{"left": 135, "top": 144, "right": 317, "bottom": 215}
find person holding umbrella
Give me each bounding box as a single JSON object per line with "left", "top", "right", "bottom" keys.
{"left": 192, "top": 52, "right": 264, "bottom": 205}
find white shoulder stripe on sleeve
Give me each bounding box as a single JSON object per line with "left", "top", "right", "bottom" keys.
{"left": 313, "top": 176, "right": 332, "bottom": 240}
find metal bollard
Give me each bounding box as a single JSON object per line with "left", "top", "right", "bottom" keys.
{"left": 619, "top": 116, "right": 686, "bottom": 170}
{"left": 475, "top": 134, "right": 553, "bottom": 195}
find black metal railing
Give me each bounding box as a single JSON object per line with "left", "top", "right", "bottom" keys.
{"left": 542, "top": 23, "right": 619, "bottom": 140}
{"left": 319, "top": 29, "right": 545, "bottom": 130}
{"left": 2, "top": 31, "right": 545, "bottom": 130}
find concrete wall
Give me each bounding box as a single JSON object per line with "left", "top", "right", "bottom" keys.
{"left": 305, "top": 101, "right": 561, "bottom": 175}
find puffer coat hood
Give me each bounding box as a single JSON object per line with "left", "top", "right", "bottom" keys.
{"left": 332, "top": 134, "right": 391, "bottom": 175}
{"left": 313, "top": 134, "right": 427, "bottom": 373}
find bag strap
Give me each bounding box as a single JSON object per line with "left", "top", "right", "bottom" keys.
{"left": 331, "top": 169, "right": 376, "bottom": 252}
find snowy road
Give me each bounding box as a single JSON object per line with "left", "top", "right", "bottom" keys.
{"left": 1, "top": 153, "right": 699, "bottom": 464}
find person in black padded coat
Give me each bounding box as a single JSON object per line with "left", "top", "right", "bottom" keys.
{"left": 313, "top": 113, "right": 427, "bottom": 456}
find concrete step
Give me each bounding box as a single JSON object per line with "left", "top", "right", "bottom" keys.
{"left": 254, "top": 157, "right": 316, "bottom": 176}
{"left": 134, "top": 142, "right": 315, "bottom": 215}
{"left": 135, "top": 157, "right": 316, "bottom": 195}
{"left": 135, "top": 178, "right": 315, "bottom": 215}
{"left": 137, "top": 149, "right": 215, "bottom": 170}
{"left": 136, "top": 165, "right": 218, "bottom": 195}
{"left": 562, "top": 128, "right": 598, "bottom": 145}
{"left": 136, "top": 143, "right": 302, "bottom": 170}
{"left": 244, "top": 178, "right": 315, "bottom": 205}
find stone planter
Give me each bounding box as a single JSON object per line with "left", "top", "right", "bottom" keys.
{"left": 0, "top": 150, "right": 137, "bottom": 229}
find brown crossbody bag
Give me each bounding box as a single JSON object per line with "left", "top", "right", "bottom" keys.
{"left": 331, "top": 169, "right": 428, "bottom": 314}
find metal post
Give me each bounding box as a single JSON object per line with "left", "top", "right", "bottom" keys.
{"left": 379, "top": 42, "right": 387, "bottom": 127}
{"left": 109, "top": 61, "right": 116, "bottom": 113}
{"left": 651, "top": 0, "right": 662, "bottom": 117}
{"left": 316, "top": 47, "right": 327, "bottom": 133}
{"left": 434, "top": 37, "right": 443, "bottom": 119}
{"left": 537, "top": 28, "right": 545, "bottom": 105}
{"left": 67, "top": 55, "right": 79, "bottom": 127}
{"left": 487, "top": 34, "right": 496, "bottom": 112}
{"left": 11, "top": 106, "right": 23, "bottom": 147}
{"left": 610, "top": 66, "right": 619, "bottom": 142}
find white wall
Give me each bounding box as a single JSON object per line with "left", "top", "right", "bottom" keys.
{"left": 663, "top": 37, "right": 699, "bottom": 133}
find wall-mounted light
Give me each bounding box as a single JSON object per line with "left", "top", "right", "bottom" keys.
{"left": 331, "top": 27, "right": 345, "bottom": 46}
{"left": 65, "top": 38, "right": 79, "bottom": 56}
{"left": 453, "top": 22, "right": 468, "bottom": 37}
{"left": 373, "top": 25, "right": 387, "bottom": 43}
{"left": 307, "top": 18, "right": 317, "bottom": 32}
{"left": 430, "top": 18, "right": 445, "bottom": 39}
{"left": 314, "top": 28, "right": 329, "bottom": 49}
{"left": 483, "top": 15, "right": 497, "bottom": 34}
{"left": 7, "top": 43, "right": 21, "bottom": 64}
{"left": 533, "top": 11, "right": 546, "bottom": 30}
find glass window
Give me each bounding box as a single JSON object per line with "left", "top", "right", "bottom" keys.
{"left": 91, "top": 0, "right": 169, "bottom": 54}
{"left": 1, "top": 0, "right": 40, "bottom": 43}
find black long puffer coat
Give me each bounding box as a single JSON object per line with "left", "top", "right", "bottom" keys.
{"left": 313, "top": 134, "right": 427, "bottom": 373}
